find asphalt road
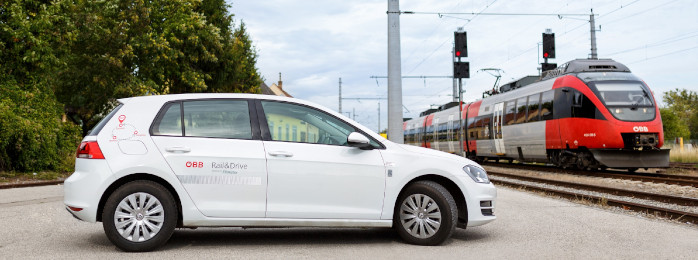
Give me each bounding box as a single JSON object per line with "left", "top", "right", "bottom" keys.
{"left": 1, "top": 184, "right": 697, "bottom": 258}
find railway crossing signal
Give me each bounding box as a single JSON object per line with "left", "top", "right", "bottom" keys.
{"left": 542, "top": 32, "right": 555, "bottom": 58}
{"left": 454, "top": 32, "right": 467, "bottom": 57}
{"left": 541, "top": 31, "right": 556, "bottom": 71}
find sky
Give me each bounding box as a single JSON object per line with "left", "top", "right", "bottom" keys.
{"left": 233, "top": 0, "right": 698, "bottom": 132}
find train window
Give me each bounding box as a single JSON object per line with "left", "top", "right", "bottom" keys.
{"left": 467, "top": 118, "right": 476, "bottom": 139}
{"left": 570, "top": 90, "right": 597, "bottom": 119}
{"left": 482, "top": 116, "right": 492, "bottom": 139}
{"left": 527, "top": 93, "right": 541, "bottom": 123}
{"left": 505, "top": 100, "right": 516, "bottom": 125}
{"left": 475, "top": 117, "right": 482, "bottom": 139}
{"left": 515, "top": 97, "right": 527, "bottom": 124}
{"left": 540, "top": 90, "right": 554, "bottom": 120}
{"left": 439, "top": 123, "right": 447, "bottom": 141}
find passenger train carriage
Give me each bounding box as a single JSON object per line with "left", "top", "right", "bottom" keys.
{"left": 404, "top": 59, "right": 670, "bottom": 171}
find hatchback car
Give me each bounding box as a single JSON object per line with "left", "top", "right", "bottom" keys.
{"left": 64, "top": 94, "right": 496, "bottom": 251}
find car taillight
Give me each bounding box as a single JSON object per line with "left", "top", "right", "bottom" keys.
{"left": 76, "top": 141, "right": 105, "bottom": 159}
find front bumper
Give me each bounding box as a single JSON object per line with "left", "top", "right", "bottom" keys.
{"left": 590, "top": 148, "right": 670, "bottom": 168}
{"left": 456, "top": 175, "right": 497, "bottom": 227}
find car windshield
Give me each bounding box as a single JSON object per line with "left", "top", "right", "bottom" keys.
{"left": 594, "top": 82, "right": 653, "bottom": 107}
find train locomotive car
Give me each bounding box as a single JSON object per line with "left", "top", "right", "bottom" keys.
{"left": 404, "top": 59, "right": 670, "bottom": 171}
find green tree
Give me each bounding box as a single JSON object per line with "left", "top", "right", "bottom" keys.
{"left": 662, "top": 89, "right": 698, "bottom": 139}
{"left": 0, "top": 0, "right": 81, "bottom": 172}
{"left": 54, "top": 0, "right": 261, "bottom": 135}
{"left": 660, "top": 108, "right": 690, "bottom": 141}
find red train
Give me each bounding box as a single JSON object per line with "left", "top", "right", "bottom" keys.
{"left": 404, "top": 59, "right": 669, "bottom": 171}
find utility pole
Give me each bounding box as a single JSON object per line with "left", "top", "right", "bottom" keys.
{"left": 589, "top": 11, "right": 598, "bottom": 59}
{"left": 387, "top": 0, "right": 404, "bottom": 144}
{"left": 338, "top": 78, "right": 342, "bottom": 114}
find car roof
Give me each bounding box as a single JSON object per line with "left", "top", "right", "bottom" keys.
{"left": 118, "top": 93, "right": 297, "bottom": 104}
{"left": 117, "top": 93, "right": 390, "bottom": 144}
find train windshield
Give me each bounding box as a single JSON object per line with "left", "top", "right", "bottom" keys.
{"left": 578, "top": 72, "right": 656, "bottom": 122}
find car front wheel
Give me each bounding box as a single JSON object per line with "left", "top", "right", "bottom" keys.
{"left": 394, "top": 180, "right": 458, "bottom": 245}
{"left": 102, "top": 180, "right": 177, "bottom": 252}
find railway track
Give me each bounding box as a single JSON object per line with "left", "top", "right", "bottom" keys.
{"left": 482, "top": 161, "right": 698, "bottom": 188}
{"left": 489, "top": 171, "right": 698, "bottom": 225}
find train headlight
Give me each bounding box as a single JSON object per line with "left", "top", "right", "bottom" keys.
{"left": 463, "top": 165, "right": 490, "bottom": 184}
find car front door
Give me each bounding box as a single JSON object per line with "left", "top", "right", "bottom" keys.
{"left": 258, "top": 100, "right": 386, "bottom": 219}
{"left": 151, "top": 99, "right": 267, "bottom": 218}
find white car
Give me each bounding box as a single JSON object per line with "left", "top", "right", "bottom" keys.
{"left": 64, "top": 94, "right": 496, "bottom": 251}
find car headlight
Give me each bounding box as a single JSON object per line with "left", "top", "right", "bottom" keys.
{"left": 463, "top": 165, "right": 490, "bottom": 184}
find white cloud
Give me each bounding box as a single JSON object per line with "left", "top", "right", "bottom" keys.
{"left": 232, "top": 0, "right": 698, "bottom": 131}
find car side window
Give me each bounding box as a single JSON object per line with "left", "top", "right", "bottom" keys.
{"left": 183, "top": 100, "right": 252, "bottom": 139}
{"left": 152, "top": 100, "right": 253, "bottom": 139}
{"left": 261, "top": 101, "right": 355, "bottom": 146}
{"left": 152, "top": 102, "right": 183, "bottom": 136}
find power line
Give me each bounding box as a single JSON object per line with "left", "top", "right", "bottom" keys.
{"left": 606, "top": 30, "right": 698, "bottom": 56}
{"left": 602, "top": 0, "right": 679, "bottom": 26}
{"left": 405, "top": 0, "right": 499, "bottom": 74}
{"left": 628, "top": 45, "right": 698, "bottom": 64}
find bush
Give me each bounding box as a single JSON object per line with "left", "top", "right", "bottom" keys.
{"left": 0, "top": 76, "right": 82, "bottom": 172}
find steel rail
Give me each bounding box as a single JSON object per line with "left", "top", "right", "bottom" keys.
{"left": 483, "top": 162, "right": 698, "bottom": 187}
{"left": 491, "top": 178, "right": 698, "bottom": 225}
{"left": 488, "top": 171, "right": 698, "bottom": 206}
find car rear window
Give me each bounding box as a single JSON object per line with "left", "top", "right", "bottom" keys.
{"left": 88, "top": 103, "right": 123, "bottom": 136}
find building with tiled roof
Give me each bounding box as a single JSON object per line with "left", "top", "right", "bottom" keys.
{"left": 260, "top": 73, "right": 292, "bottom": 97}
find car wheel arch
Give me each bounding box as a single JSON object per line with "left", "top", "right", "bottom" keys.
{"left": 396, "top": 174, "right": 469, "bottom": 229}
{"left": 97, "top": 173, "right": 182, "bottom": 227}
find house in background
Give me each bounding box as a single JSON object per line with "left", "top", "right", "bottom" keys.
{"left": 261, "top": 73, "right": 292, "bottom": 97}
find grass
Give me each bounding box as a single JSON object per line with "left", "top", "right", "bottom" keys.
{"left": 0, "top": 171, "right": 70, "bottom": 183}
{"left": 668, "top": 146, "right": 698, "bottom": 164}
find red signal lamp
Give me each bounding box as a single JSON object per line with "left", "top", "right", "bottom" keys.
{"left": 543, "top": 52, "right": 549, "bottom": 58}
{"left": 455, "top": 51, "right": 462, "bottom": 57}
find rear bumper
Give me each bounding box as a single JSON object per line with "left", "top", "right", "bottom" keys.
{"left": 64, "top": 159, "right": 113, "bottom": 222}
{"left": 590, "top": 148, "right": 670, "bottom": 168}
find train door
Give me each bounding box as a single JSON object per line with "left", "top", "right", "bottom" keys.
{"left": 447, "top": 115, "right": 454, "bottom": 152}
{"left": 493, "top": 102, "right": 506, "bottom": 155}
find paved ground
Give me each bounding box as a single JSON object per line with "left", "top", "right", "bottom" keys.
{"left": 1, "top": 184, "right": 697, "bottom": 259}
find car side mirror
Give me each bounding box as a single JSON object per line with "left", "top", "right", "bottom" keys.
{"left": 347, "top": 132, "right": 373, "bottom": 150}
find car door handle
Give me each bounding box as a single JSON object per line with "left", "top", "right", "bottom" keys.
{"left": 268, "top": 151, "right": 293, "bottom": 157}
{"left": 165, "top": 146, "right": 191, "bottom": 153}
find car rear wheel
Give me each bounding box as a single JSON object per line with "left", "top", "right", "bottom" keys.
{"left": 394, "top": 181, "right": 458, "bottom": 245}
{"left": 102, "top": 180, "right": 177, "bottom": 252}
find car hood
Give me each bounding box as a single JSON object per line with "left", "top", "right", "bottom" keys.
{"left": 395, "top": 143, "right": 475, "bottom": 165}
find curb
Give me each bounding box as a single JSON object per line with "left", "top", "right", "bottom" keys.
{"left": 0, "top": 180, "right": 64, "bottom": 189}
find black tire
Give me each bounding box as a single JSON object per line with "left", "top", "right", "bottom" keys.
{"left": 394, "top": 181, "right": 458, "bottom": 246}
{"left": 102, "top": 180, "right": 177, "bottom": 252}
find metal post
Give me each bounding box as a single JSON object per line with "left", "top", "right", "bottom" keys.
{"left": 590, "top": 12, "right": 598, "bottom": 59}
{"left": 338, "top": 78, "right": 342, "bottom": 114}
{"left": 378, "top": 102, "right": 381, "bottom": 133}
{"left": 458, "top": 78, "right": 464, "bottom": 156}
{"left": 452, "top": 45, "right": 458, "bottom": 102}
{"left": 387, "top": 0, "right": 404, "bottom": 143}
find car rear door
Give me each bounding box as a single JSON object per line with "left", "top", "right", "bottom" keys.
{"left": 151, "top": 99, "right": 267, "bottom": 218}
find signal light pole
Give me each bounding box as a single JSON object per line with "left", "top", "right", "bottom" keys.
{"left": 453, "top": 28, "right": 469, "bottom": 156}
